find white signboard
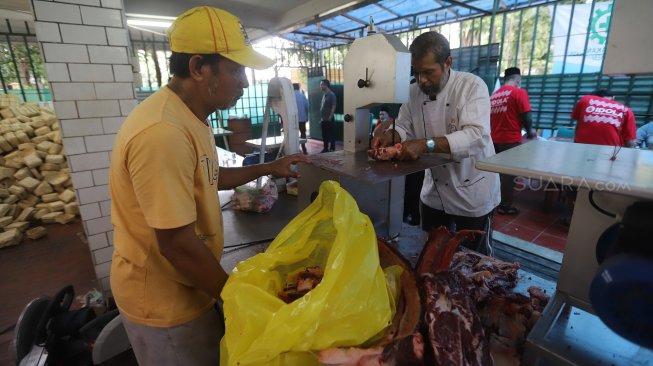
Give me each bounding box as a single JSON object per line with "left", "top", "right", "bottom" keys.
{"left": 550, "top": 2, "right": 612, "bottom": 74}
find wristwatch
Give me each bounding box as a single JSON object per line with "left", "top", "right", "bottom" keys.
{"left": 426, "top": 138, "right": 436, "bottom": 153}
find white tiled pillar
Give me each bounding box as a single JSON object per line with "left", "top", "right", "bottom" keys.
{"left": 31, "top": 0, "right": 135, "bottom": 295}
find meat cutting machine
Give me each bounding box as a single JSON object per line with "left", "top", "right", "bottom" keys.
{"left": 297, "top": 32, "right": 450, "bottom": 237}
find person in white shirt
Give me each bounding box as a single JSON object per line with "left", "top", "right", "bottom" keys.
{"left": 371, "top": 31, "right": 500, "bottom": 254}
{"left": 293, "top": 83, "right": 309, "bottom": 154}
{"left": 636, "top": 121, "right": 653, "bottom": 149}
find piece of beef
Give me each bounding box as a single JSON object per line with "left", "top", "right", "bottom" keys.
{"left": 318, "top": 347, "right": 384, "bottom": 365}
{"left": 368, "top": 143, "right": 403, "bottom": 161}
{"left": 381, "top": 332, "right": 425, "bottom": 366}
{"left": 416, "top": 227, "right": 483, "bottom": 275}
{"left": 278, "top": 267, "right": 323, "bottom": 303}
{"left": 421, "top": 272, "right": 493, "bottom": 366}
{"left": 318, "top": 332, "right": 425, "bottom": 366}
{"left": 477, "top": 289, "right": 549, "bottom": 365}
{"left": 416, "top": 227, "right": 493, "bottom": 366}
{"left": 450, "top": 248, "right": 520, "bottom": 303}
{"left": 527, "top": 286, "right": 548, "bottom": 310}
{"left": 377, "top": 238, "right": 421, "bottom": 343}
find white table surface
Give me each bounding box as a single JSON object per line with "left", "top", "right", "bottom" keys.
{"left": 211, "top": 127, "right": 233, "bottom": 136}
{"left": 245, "top": 136, "right": 307, "bottom": 149}
{"left": 476, "top": 140, "right": 653, "bottom": 200}
{"left": 216, "top": 146, "right": 243, "bottom": 167}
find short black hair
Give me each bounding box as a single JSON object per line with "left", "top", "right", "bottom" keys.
{"left": 293, "top": 83, "right": 300, "bottom": 90}
{"left": 409, "top": 31, "right": 451, "bottom": 66}
{"left": 505, "top": 74, "right": 521, "bottom": 83}
{"left": 504, "top": 67, "right": 521, "bottom": 78}
{"left": 590, "top": 87, "right": 610, "bottom": 98}
{"left": 169, "top": 52, "right": 225, "bottom": 78}
{"left": 321, "top": 79, "right": 330, "bottom": 87}
{"left": 380, "top": 106, "right": 389, "bottom": 113}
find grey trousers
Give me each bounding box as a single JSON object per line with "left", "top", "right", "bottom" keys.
{"left": 122, "top": 306, "right": 225, "bottom": 366}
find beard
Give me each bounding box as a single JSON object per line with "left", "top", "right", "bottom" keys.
{"left": 418, "top": 70, "right": 450, "bottom": 99}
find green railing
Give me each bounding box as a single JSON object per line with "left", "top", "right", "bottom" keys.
{"left": 3, "top": 0, "right": 651, "bottom": 137}
{"left": 0, "top": 19, "right": 48, "bottom": 103}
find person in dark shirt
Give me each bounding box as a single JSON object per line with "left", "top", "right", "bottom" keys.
{"left": 320, "top": 79, "right": 337, "bottom": 152}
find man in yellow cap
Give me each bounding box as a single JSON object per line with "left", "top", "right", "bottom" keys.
{"left": 109, "top": 6, "right": 307, "bottom": 365}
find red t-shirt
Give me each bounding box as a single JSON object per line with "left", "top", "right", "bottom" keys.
{"left": 490, "top": 85, "right": 532, "bottom": 143}
{"left": 572, "top": 95, "right": 636, "bottom": 146}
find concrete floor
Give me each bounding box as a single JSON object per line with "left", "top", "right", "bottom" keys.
{"left": 0, "top": 219, "right": 97, "bottom": 365}
{"left": 0, "top": 219, "right": 269, "bottom": 366}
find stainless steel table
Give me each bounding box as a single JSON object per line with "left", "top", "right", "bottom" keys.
{"left": 299, "top": 150, "right": 451, "bottom": 237}
{"left": 476, "top": 140, "right": 653, "bottom": 365}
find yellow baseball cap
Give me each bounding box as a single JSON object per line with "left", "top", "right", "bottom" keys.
{"left": 167, "top": 6, "right": 275, "bottom": 70}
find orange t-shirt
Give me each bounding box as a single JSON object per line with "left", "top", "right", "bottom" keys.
{"left": 109, "top": 87, "right": 223, "bottom": 327}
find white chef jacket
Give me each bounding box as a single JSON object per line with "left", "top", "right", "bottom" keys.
{"left": 394, "top": 70, "right": 501, "bottom": 217}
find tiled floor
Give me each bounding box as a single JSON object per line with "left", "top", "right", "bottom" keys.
{"left": 493, "top": 178, "right": 570, "bottom": 252}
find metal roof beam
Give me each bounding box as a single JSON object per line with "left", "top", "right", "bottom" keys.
{"left": 329, "top": 3, "right": 450, "bottom": 36}
{"left": 318, "top": 23, "right": 344, "bottom": 34}
{"left": 306, "top": 0, "right": 559, "bottom": 47}
{"left": 292, "top": 30, "right": 354, "bottom": 40}
{"left": 374, "top": 3, "right": 402, "bottom": 18}
{"left": 432, "top": 0, "right": 459, "bottom": 17}
{"left": 439, "top": 0, "right": 491, "bottom": 15}
{"left": 341, "top": 13, "right": 369, "bottom": 26}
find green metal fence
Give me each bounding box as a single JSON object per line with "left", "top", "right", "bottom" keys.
{"left": 524, "top": 73, "right": 653, "bottom": 129}
{"left": 316, "top": 0, "right": 652, "bottom": 130}
{"left": 3, "top": 0, "right": 651, "bottom": 131}
{"left": 0, "top": 19, "right": 49, "bottom": 103}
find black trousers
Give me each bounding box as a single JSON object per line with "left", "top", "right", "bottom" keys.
{"left": 420, "top": 202, "right": 493, "bottom": 255}
{"left": 321, "top": 119, "right": 336, "bottom": 151}
{"left": 404, "top": 170, "right": 425, "bottom": 223}
{"left": 493, "top": 142, "right": 521, "bottom": 207}
{"left": 298, "top": 121, "right": 307, "bottom": 154}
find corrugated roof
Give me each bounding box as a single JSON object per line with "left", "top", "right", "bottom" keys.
{"left": 281, "top": 0, "right": 557, "bottom": 49}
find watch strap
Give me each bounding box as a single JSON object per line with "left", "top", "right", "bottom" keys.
{"left": 426, "top": 138, "right": 436, "bottom": 153}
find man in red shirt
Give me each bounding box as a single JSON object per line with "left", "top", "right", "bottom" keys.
{"left": 572, "top": 88, "right": 637, "bottom": 147}
{"left": 490, "top": 67, "right": 534, "bottom": 215}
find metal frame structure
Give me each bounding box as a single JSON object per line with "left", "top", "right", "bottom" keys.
{"left": 2, "top": 0, "right": 652, "bottom": 131}
{"left": 314, "top": 0, "right": 653, "bottom": 130}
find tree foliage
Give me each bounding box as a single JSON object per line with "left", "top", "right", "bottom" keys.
{"left": 0, "top": 40, "right": 46, "bottom": 88}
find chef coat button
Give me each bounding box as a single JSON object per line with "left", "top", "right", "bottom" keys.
{"left": 445, "top": 183, "right": 448, "bottom": 186}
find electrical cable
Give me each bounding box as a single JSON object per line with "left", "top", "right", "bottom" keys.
{"left": 589, "top": 190, "right": 617, "bottom": 218}
{"left": 223, "top": 239, "right": 271, "bottom": 251}
{"left": 0, "top": 324, "right": 15, "bottom": 335}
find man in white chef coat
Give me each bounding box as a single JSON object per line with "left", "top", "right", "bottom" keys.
{"left": 372, "top": 31, "right": 500, "bottom": 254}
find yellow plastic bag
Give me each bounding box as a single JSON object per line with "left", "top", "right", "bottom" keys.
{"left": 220, "top": 181, "right": 395, "bottom": 366}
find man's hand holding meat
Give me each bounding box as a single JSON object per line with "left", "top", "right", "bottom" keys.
{"left": 371, "top": 130, "right": 400, "bottom": 150}
{"left": 371, "top": 131, "right": 451, "bottom": 161}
